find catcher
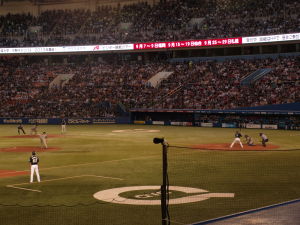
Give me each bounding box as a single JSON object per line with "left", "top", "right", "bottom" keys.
{"left": 244, "top": 135, "right": 255, "bottom": 146}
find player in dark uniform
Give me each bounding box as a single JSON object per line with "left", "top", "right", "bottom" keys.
{"left": 61, "top": 119, "right": 66, "bottom": 133}
{"left": 29, "top": 151, "right": 40, "bottom": 182}
{"left": 230, "top": 131, "right": 244, "bottom": 148}
{"left": 17, "top": 124, "right": 26, "bottom": 135}
{"left": 259, "top": 133, "right": 269, "bottom": 147}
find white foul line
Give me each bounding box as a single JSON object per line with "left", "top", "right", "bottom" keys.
{"left": 38, "top": 155, "right": 159, "bottom": 171}
{"left": 6, "top": 174, "right": 123, "bottom": 193}
{"left": 1, "top": 155, "right": 160, "bottom": 178}
{"left": 6, "top": 185, "right": 42, "bottom": 193}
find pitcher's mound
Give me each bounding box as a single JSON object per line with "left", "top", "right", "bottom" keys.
{"left": 0, "top": 146, "right": 61, "bottom": 152}
{"left": 191, "top": 143, "right": 279, "bottom": 151}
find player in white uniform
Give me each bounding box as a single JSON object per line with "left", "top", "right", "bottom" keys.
{"left": 39, "top": 132, "right": 48, "bottom": 149}
{"left": 230, "top": 131, "right": 244, "bottom": 148}
{"left": 259, "top": 133, "right": 269, "bottom": 147}
{"left": 29, "top": 151, "right": 40, "bottom": 183}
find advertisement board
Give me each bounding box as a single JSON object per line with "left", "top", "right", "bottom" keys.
{"left": 134, "top": 37, "right": 242, "bottom": 50}
{"left": 1, "top": 32, "right": 300, "bottom": 55}
{"left": 200, "top": 122, "right": 213, "bottom": 127}
{"left": 0, "top": 44, "right": 134, "bottom": 55}
{"left": 246, "top": 124, "right": 261, "bottom": 129}
{"left": 134, "top": 120, "right": 146, "bottom": 124}
{"left": 222, "top": 123, "right": 236, "bottom": 128}
{"left": 152, "top": 121, "right": 165, "bottom": 125}
{"left": 242, "top": 33, "right": 300, "bottom": 44}
{"left": 262, "top": 124, "right": 278, "bottom": 129}
{"left": 0, "top": 118, "right": 117, "bottom": 125}
{"left": 171, "top": 122, "right": 193, "bottom": 126}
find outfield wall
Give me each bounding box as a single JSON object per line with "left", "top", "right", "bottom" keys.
{"left": 0, "top": 117, "right": 130, "bottom": 125}
{"left": 1, "top": 109, "right": 300, "bottom": 130}
{"left": 131, "top": 108, "right": 300, "bottom": 130}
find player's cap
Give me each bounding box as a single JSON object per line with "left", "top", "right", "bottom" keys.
{"left": 32, "top": 151, "right": 36, "bottom": 155}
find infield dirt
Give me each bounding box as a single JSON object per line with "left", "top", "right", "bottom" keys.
{"left": 191, "top": 143, "right": 279, "bottom": 151}
{"left": 0, "top": 146, "right": 61, "bottom": 152}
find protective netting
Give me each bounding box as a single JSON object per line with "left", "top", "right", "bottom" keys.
{"left": 166, "top": 144, "right": 300, "bottom": 225}
{"left": 0, "top": 203, "right": 161, "bottom": 225}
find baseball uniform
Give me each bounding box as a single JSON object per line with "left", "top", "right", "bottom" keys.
{"left": 245, "top": 135, "right": 255, "bottom": 146}
{"left": 39, "top": 132, "right": 48, "bottom": 149}
{"left": 17, "top": 124, "right": 26, "bottom": 135}
{"left": 61, "top": 119, "right": 66, "bottom": 133}
{"left": 29, "top": 151, "right": 40, "bottom": 183}
{"left": 260, "top": 133, "right": 269, "bottom": 147}
{"left": 230, "top": 131, "right": 244, "bottom": 148}
{"left": 30, "top": 125, "right": 38, "bottom": 135}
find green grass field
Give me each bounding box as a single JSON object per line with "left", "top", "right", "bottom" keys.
{"left": 0, "top": 124, "right": 299, "bottom": 225}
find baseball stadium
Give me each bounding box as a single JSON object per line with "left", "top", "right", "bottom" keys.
{"left": 0, "top": 0, "right": 299, "bottom": 225}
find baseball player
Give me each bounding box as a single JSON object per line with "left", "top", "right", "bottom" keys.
{"left": 29, "top": 151, "right": 40, "bottom": 183}
{"left": 244, "top": 135, "right": 255, "bottom": 146}
{"left": 61, "top": 119, "right": 66, "bottom": 133}
{"left": 17, "top": 123, "right": 26, "bottom": 135}
{"left": 39, "top": 132, "right": 48, "bottom": 149}
{"left": 259, "top": 133, "right": 269, "bottom": 147}
{"left": 230, "top": 131, "right": 244, "bottom": 148}
{"left": 30, "top": 124, "right": 38, "bottom": 135}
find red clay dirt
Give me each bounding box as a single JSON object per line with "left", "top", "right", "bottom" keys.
{"left": 191, "top": 143, "right": 279, "bottom": 151}
{"left": 0, "top": 146, "right": 61, "bottom": 153}
{"left": 0, "top": 170, "right": 28, "bottom": 178}
{"left": 3, "top": 134, "right": 65, "bottom": 138}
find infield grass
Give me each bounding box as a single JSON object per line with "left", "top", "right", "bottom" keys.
{"left": 0, "top": 124, "right": 299, "bottom": 225}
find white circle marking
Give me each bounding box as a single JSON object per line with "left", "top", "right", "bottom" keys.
{"left": 93, "top": 186, "right": 234, "bottom": 205}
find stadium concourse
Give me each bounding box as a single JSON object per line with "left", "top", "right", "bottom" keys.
{"left": 0, "top": 0, "right": 299, "bottom": 47}
{"left": 0, "top": 55, "right": 299, "bottom": 118}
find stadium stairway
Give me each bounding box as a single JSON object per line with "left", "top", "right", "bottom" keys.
{"left": 49, "top": 73, "right": 75, "bottom": 89}
{"left": 147, "top": 71, "right": 174, "bottom": 88}
{"left": 241, "top": 68, "right": 272, "bottom": 86}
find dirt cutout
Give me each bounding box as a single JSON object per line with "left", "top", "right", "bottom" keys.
{"left": 4, "top": 134, "right": 64, "bottom": 139}
{"left": 0, "top": 146, "right": 61, "bottom": 153}
{"left": 191, "top": 143, "right": 279, "bottom": 151}
{"left": 0, "top": 170, "right": 28, "bottom": 178}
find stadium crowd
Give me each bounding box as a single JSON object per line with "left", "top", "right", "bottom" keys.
{"left": 0, "top": 0, "right": 299, "bottom": 47}
{"left": 0, "top": 55, "right": 299, "bottom": 118}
